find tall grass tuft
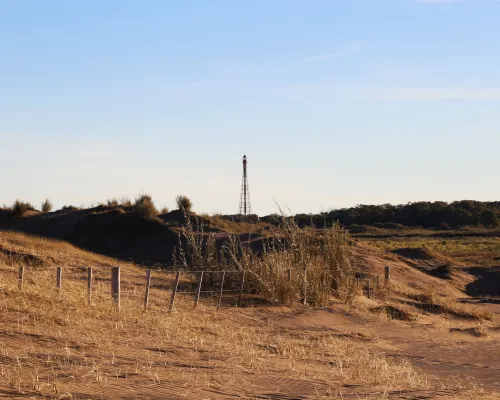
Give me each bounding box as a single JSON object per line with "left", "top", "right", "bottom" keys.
{"left": 13, "top": 199, "right": 35, "bottom": 217}
{"left": 174, "top": 210, "right": 356, "bottom": 306}
{"left": 134, "top": 194, "right": 158, "bottom": 219}
{"left": 175, "top": 195, "right": 193, "bottom": 212}
{"left": 41, "top": 199, "right": 53, "bottom": 213}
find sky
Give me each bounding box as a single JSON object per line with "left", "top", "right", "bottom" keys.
{"left": 1, "top": 0, "right": 499, "bottom": 216}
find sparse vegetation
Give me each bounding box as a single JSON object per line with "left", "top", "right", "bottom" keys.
{"left": 134, "top": 193, "right": 158, "bottom": 219}
{"left": 0, "top": 231, "right": 436, "bottom": 399}
{"left": 175, "top": 211, "right": 356, "bottom": 305}
{"left": 0, "top": 218, "right": 498, "bottom": 398}
{"left": 175, "top": 194, "right": 193, "bottom": 212}
{"left": 106, "top": 197, "right": 120, "bottom": 207}
{"left": 364, "top": 236, "right": 500, "bottom": 267}
{"left": 105, "top": 196, "right": 132, "bottom": 207}
{"left": 41, "top": 199, "right": 53, "bottom": 213}
{"left": 120, "top": 197, "right": 133, "bottom": 207}
{"left": 402, "top": 289, "right": 492, "bottom": 321}
{"left": 62, "top": 205, "right": 79, "bottom": 211}
{"left": 12, "top": 199, "right": 35, "bottom": 217}
{"left": 160, "top": 206, "right": 169, "bottom": 214}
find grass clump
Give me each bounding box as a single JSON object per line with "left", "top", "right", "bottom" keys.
{"left": 41, "top": 199, "right": 53, "bottom": 213}
{"left": 105, "top": 197, "right": 132, "bottom": 207}
{"left": 175, "top": 195, "right": 193, "bottom": 212}
{"left": 134, "top": 194, "right": 158, "bottom": 219}
{"left": 174, "top": 210, "right": 356, "bottom": 306}
{"left": 12, "top": 199, "right": 35, "bottom": 217}
{"left": 106, "top": 197, "right": 120, "bottom": 207}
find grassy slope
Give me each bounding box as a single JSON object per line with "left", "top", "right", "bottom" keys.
{"left": 0, "top": 231, "right": 497, "bottom": 399}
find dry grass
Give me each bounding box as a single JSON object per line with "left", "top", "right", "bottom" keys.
{"left": 41, "top": 199, "right": 53, "bottom": 213}
{"left": 363, "top": 236, "right": 500, "bottom": 267}
{"left": 175, "top": 214, "right": 356, "bottom": 306}
{"left": 175, "top": 194, "right": 193, "bottom": 212}
{"left": 0, "top": 232, "right": 498, "bottom": 398}
{"left": 392, "top": 283, "right": 493, "bottom": 321}
{"left": 134, "top": 193, "right": 158, "bottom": 219}
{"left": 0, "top": 231, "right": 439, "bottom": 398}
{"left": 207, "top": 214, "right": 270, "bottom": 235}
{"left": 105, "top": 196, "right": 133, "bottom": 207}
{"left": 12, "top": 199, "right": 36, "bottom": 217}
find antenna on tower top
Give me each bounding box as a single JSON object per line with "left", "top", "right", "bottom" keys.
{"left": 239, "top": 155, "right": 252, "bottom": 216}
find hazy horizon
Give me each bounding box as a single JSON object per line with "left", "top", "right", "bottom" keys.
{"left": 2, "top": 1, "right": 499, "bottom": 215}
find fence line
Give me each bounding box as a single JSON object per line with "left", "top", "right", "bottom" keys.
{"left": 2, "top": 265, "right": 393, "bottom": 312}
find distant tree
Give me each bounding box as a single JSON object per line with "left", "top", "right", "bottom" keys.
{"left": 41, "top": 199, "right": 53, "bottom": 213}
{"left": 175, "top": 195, "right": 193, "bottom": 212}
{"left": 455, "top": 209, "right": 473, "bottom": 227}
{"left": 479, "top": 210, "right": 499, "bottom": 227}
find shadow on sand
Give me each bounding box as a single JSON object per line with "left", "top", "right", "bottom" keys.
{"left": 464, "top": 266, "right": 500, "bottom": 297}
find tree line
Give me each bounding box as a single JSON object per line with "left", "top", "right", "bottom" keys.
{"left": 261, "top": 201, "right": 500, "bottom": 229}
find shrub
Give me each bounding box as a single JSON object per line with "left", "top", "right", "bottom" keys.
{"left": 175, "top": 195, "right": 193, "bottom": 212}
{"left": 41, "top": 199, "right": 53, "bottom": 213}
{"left": 62, "top": 205, "right": 79, "bottom": 211}
{"left": 160, "top": 207, "right": 169, "bottom": 214}
{"left": 13, "top": 199, "right": 35, "bottom": 217}
{"left": 134, "top": 194, "right": 158, "bottom": 219}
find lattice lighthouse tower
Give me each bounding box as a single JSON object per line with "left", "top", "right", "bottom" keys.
{"left": 239, "top": 155, "right": 252, "bottom": 216}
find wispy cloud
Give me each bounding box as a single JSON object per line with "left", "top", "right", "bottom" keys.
{"left": 357, "top": 87, "right": 500, "bottom": 101}
{"left": 307, "top": 41, "right": 367, "bottom": 61}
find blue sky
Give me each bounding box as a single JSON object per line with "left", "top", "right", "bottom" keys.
{"left": 1, "top": 0, "right": 499, "bottom": 215}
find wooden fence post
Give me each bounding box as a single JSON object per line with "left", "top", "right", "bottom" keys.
{"left": 144, "top": 269, "right": 152, "bottom": 310}
{"left": 237, "top": 271, "right": 245, "bottom": 306}
{"left": 169, "top": 271, "right": 181, "bottom": 313}
{"left": 302, "top": 269, "right": 307, "bottom": 305}
{"left": 385, "top": 266, "right": 391, "bottom": 284}
{"left": 376, "top": 275, "right": 380, "bottom": 290}
{"left": 217, "top": 271, "right": 226, "bottom": 311}
{"left": 194, "top": 271, "right": 204, "bottom": 308}
{"left": 56, "top": 267, "right": 62, "bottom": 292}
{"left": 87, "top": 267, "right": 93, "bottom": 306}
{"left": 111, "top": 267, "right": 121, "bottom": 311}
{"left": 18, "top": 266, "right": 25, "bottom": 290}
